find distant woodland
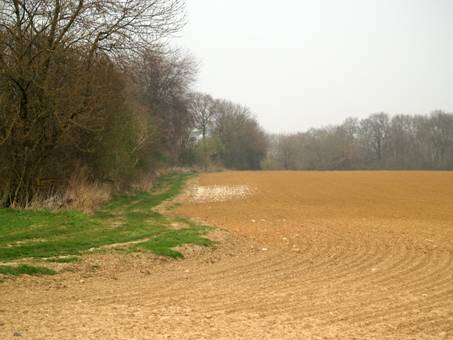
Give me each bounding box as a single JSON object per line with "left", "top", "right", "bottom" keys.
{"left": 0, "top": 1, "right": 452, "bottom": 208}
{"left": 264, "top": 111, "right": 453, "bottom": 171}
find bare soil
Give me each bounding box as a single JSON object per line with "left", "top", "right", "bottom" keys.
{"left": 1, "top": 171, "right": 453, "bottom": 339}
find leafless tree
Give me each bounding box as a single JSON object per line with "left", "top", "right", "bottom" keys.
{"left": 359, "top": 113, "right": 390, "bottom": 164}
{"left": 137, "top": 48, "right": 197, "bottom": 163}
{"left": 190, "top": 93, "right": 216, "bottom": 140}
{"left": 263, "top": 112, "right": 453, "bottom": 171}
{"left": 0, "top": 0, "right": 186, "bottom": 206}
{"left": 188, "top": 92, "right": 216, "bottom": 168}
{"left": 213, "top": 100, "right": 267, "bottom": 170}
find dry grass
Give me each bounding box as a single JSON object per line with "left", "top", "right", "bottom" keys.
{"left": 26, "top": 167, "right": 191, "bottom": 213}
{"left": 130, "top": 174, "right": 154, "bottom": 193}
{"left": 27, "top": 168, "right": 111, "bottom": 213}
{"left": 63, "top": 177, "right": 111, "bottom": 213}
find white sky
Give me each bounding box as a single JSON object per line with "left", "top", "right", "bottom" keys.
{"left": 175, "top": 0, "right": 453, "bottom": 133}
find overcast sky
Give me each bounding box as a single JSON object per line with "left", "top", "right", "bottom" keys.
{"left": 176, "top": 0, "right": 453, "bottom": 133}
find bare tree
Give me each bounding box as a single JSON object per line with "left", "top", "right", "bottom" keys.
{"left": 189, "top": 93, "right": 216, "bottom": 168}
{"left": 190, "top": 93, "right": 216, "bottom": 140}
{"left": 359, "top": 113, "right": 390, "bottom": 164}
{"left": 0, "top": 0, "right": 185, "bottom": 63}
{"left": 263, "top": 112, "right": 453, "bottom": 171}
{"left": 268, "top": 134, "right": 304, "bottom": 170}
{"left": 138, "top": 48, "right": 197, "bottom": 163}
{"left": 0, "top": 0, "right": 186, "bottom": 206}
{"left": 213, "top": 100, "right": 267, "bottom": 170}
{"left": 426, "top": 111, "right": 453, "bottom": 168}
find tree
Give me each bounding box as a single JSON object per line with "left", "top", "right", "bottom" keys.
{"left": 263, "top": 134, "right": 304, "bottom": 170}
{"left": 387, "top": 115, "right": 419, "bottom": 169}
{"left": 359, "top": 113, "right": 390, "bottom": 165}
{"left": 426, "top": 111, "right": 453, "bottom": 169}
{"left": 0, "top": 0, "right": 186, "bottom": 206}
{"left": 213, "top": 100, "right": 267, "bottom": 170}
{"left": 262, "top": 112, "right": 453, "bottom": 171}
{"left": 189, "top": 93, "right": 216, "bottom": 168}
{"left": 137, "top": 49, "right": 197, "bottom": 164}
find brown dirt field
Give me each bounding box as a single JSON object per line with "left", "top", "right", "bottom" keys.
{"left": 1, "top": 171, "right": 453, "bottom": 339}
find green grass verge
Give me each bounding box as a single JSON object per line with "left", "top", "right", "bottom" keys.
{"left": 136, "top": 218, "right": 214, "bottom": 258}
{"left": 0, "top": 173, "right": 213, "bottom": 264}
{"left": 0, "top": 265, "right": 57, "bottom": 276}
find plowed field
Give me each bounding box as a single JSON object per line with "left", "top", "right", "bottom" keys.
{"left": 1, "top": 171, "right": 453, "bottom": 339}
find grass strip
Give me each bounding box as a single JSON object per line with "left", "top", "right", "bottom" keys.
{"left": 0, "top": 265, "right": 57, "bottom": 276}
{"left": 0, "top": 173, "right": 213, "bottom": 263}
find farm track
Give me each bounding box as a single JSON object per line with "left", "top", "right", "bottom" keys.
{"left": 1, "top": 171, "right": 453, "bottom": 339}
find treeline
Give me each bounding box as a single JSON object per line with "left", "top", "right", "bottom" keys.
{"left": 1, "top": 2, "right": 452, "bottom": 208}
{"left": 0, "top": 0, "right": 266, "bottom": 207}
{"left": 263, "top": 111, "right": 453, "bottom": 170}
{"left": 189, "top": 94, "right": 266, "bottom": 170}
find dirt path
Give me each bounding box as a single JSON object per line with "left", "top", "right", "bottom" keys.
{"left": 1, "top": 171, "right": 453, "bottom": 339}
